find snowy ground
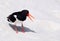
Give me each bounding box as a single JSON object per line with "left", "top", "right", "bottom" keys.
{"left": 0, "top": 0, "right": 60, "bottom": 41}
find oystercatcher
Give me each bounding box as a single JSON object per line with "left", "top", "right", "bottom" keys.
{"left": 7, "top": 10, "right": 34, "bottom": 33}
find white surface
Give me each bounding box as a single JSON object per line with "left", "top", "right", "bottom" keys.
{"left": 0, "top": 0, "right": 60, "bottom": 41}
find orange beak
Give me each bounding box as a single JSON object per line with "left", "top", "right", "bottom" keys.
{"left": 27, "top": 13, "right": 35, "bottom": 21}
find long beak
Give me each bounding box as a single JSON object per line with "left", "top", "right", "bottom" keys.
{"left": 27, "top": 14, "right": 35, "bottom": 21}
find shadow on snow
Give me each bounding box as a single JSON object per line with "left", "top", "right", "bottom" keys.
{"left": 9, "top": 23, "right": 36, "bottom": 33}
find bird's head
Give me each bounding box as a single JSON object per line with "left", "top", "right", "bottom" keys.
{"left": 21, "top": 10, "right": 35, "bottom": 21}
{"left": 21, "top": 10, "right": 29, "bottom": 16}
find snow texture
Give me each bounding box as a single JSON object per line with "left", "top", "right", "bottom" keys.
{"left": 0, "top": 0, "right": 60, "bottom": 41}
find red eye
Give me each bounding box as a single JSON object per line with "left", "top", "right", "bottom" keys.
{"left": 26, "top": 13, "right": 29, "bottom": 16}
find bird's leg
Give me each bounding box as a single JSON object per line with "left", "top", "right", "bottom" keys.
{"left": 21, "top": 21, "right": 25, "bottom": 33}
{"left": 14, "top": 22, "right": 18, "bottom": 33}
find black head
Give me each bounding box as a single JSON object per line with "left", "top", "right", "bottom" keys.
{"left": 21, "top": 10, "right": 34, "bottom": 21}
{"left": 21, "top": 10, "right": 29, "bottom": 16}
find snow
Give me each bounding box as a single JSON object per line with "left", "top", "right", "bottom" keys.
{"left": 0, "top": 0, "right": 60, "bottom": 41}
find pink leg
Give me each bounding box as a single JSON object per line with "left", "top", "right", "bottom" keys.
{"left": 14, "top": 22, "right": 18, "bottom": 33}
{"left": 21, "top": 22, "right": 25, "bottom": 33}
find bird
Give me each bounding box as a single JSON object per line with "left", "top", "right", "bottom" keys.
{"left": 7, "top": 10, "right": 34, "bottom": 33}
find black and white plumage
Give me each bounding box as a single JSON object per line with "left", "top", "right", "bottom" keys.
{"left": 7, "top": 10, "right": 34, "bottom": 33}
{"left": 7, "top": 10, "right": 29, "bottom": 22}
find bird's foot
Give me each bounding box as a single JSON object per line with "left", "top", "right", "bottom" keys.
{"left": 15, "top": 29, "right": 18, "bottom": 34}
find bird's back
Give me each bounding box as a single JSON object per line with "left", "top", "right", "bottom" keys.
{"left": 17, "top": 12, "right": 27, "bottom": 21}
{"left": 12, "top": 12, "right": 27, "bottom": 21}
